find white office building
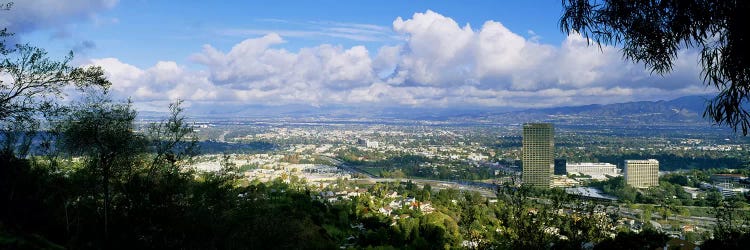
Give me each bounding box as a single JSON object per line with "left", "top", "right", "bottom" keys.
{"left": 625, "top": 159, "right": 659, "bottom": 188}
{"left": 566, "top": 162, "right": 621, "bottom": 180}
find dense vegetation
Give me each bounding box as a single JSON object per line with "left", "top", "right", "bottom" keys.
{"left": 0, "top": 149, "right": 661, "bottom": 249}
{"left": 340, "top": 151, "right": 495, "bottom": 180}
{"left": 0, "top": 153, "right": 341, "bottom": 249}
{"left": 594, "top": 153, "right": 746, "bottom": 171}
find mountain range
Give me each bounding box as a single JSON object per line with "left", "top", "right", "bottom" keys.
{"left": 487, "top": 95, "right": 714, "bottom": 125}
{"left": 140, "top": 95, "right": 716, "bottom": 126}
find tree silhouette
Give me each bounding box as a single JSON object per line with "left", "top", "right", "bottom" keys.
{"left": 1, "top": 12, "right": 110, "bottom": 156}
{"left": 59, "top": 94, "right": 144, "bottom": 247}
{"left": 560, "top": 0, "right": 750, "bottom": 134}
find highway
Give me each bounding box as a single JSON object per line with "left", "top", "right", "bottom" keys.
{"left": 321, "top": 156, "right": 498, "bottom": 198}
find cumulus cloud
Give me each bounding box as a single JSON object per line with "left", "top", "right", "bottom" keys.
{"left": 386, "top": 10, "right": 703, "bottom": 93}
{"left": 190, "top": 33, "right": 375, "bottom": 104}
{"left": 89, "top": 10, "right": 709, "bottom": 110}
{"left": 0, "top": 0, "right": 118, "bottom": 35}
{"left": 87, "top": 58, "right": 217, "bottom": 103}
{"left": 378, "top": 10, "right": 707, "bottom": 106}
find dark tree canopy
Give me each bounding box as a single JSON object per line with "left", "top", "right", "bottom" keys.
{"left": 560, "top": 0, "right": 750, "bottom": 134}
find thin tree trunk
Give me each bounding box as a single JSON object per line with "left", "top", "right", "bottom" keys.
{"left": 102, "top": 155, "right": 110, "bottom": 249}
{"left": 64, "top": 200, "right": 69, "bottom": 234}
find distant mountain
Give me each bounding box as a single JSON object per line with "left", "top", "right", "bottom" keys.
{"left": 538, "top": 95, "right": 707, "bottom": 116}
{"left": 137, "top": 95, "right": 716, "bottom": 126}
{"left": 487, "top": 95, "right": 715, "bottom": 125}
{"left": 169, "top": 103, "right": 518, "bottom": 121}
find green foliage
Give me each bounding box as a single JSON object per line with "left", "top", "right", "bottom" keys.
{"left": 594, "top": 229, "right": 668, "bottom": 250}
{"left": 60, "top": 97, "right": 143, "bottom": 161}
{"left": 492, "top": 184, "right": 619, "bottom": 249}
{"left": 664, "top": 173, "right": 692, "bottom": 186}
{"left": 589, "top": 176, "right": 638, "bottom": 203}
{"left": 595, "top": 152, "right": 746, "bottom": 171}
{"left": 0, "top": 45, "right": 109, "bottom": 157}
{"left": 0, "top": 44, "right": 110, "bottom": 121}
{"left": 1, "top": 6, "right": 110, "bottom": 158}
{"left": 342, "top": 153, "right": 494, "bottom": 180}
{"left": 0, "top": 20, "right": 110, "bottom": 156}
{"left": 0, "top": 228, "right": 65, "bottom": 250}
{"left": 144, "top": 99, "right": 199, "bottom": 181}
{"left": 701, "top": 196, "right": 750, "bottom": 249}
{"left": 0, "top": 153, "right": 70, "bottom": 249}
{"left": 197, "top": 140, "right": 276, "bottom": 154}
{"left": 1, "top": 98, "right": 349, "bottom": 249}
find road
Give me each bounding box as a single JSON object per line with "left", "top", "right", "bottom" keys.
{"left": 320, "top": 156, "right": 498, "bottom": 198}
{"left": 321, "top": 156, "right": 378, "bottom": 178}
{"left": 217, "top": 130, "right": 230, "bottom": 142}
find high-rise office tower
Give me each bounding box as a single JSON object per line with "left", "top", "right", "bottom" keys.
{"left": 522, "top": 123, "right": 554, "bottom": 188}
{"left": 624, "top": 159, "right": 659, "bottom": 188}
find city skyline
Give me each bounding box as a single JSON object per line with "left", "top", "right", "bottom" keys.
{"left": 1, "top": 0, "right": 711, "bottom": 113}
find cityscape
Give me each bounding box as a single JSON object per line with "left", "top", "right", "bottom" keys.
{"left": 176, "top": 116, "right": 749, "bottom": 248}
{"left": 2, "top": 1, "right": 750, "bottom": 249}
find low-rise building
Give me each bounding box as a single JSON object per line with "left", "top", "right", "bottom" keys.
{"left": 551, "top": 175, "right": 579, "bottom": 188}
{"left": 357, "top": 138, "right": 379, "bottom": 148}
{"left": 711, "top": 173, "right": 747, "bottom": 187}
{"left": 566, "top": 162, "right": 621, "bottom": 180}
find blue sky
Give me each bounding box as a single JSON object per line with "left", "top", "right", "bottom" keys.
{"left": 22, "top": 1, "right": 566, "bottom": 68}
{"left": 2, "top": 0, "right": 710, "bottom": 112}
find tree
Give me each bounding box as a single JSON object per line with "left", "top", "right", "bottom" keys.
{"left": 1, "top": 37, "right": 109, "bottom": 156}
{"left": 59, "top": 94, "right": 144, "bottom": 247}
{"left": 144, "top": 99, "right": 198, "bottom": 181}
{"left": 594, "top": 229, "right": 668, "bottom": 250}
{"left": 702, "top": 193, "right": 750, "bottom": 249}
{"left": 560, "top": 0, "right": 750, "bottom": 134}
{"left": 0, "top": 43, "right": 109, "bottom": 119}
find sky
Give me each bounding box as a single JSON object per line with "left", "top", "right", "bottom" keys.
{"left": 1, "top": 0, "right": 713, "bottom": 113}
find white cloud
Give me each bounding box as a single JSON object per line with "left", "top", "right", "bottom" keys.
{"left": 191, "top": 33, "right": 375, "bottom": 94}
{"left": 87, "top": 58, "right": 217, "bottom": 103}
{"left": 87, "top": 10, "right": 709, "bottom": 111}
{"left": 392, "top": 10, "right": 475, "bottom": 85}
{"left": 380, "top": 10, "right": 707, "bottom": 101}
